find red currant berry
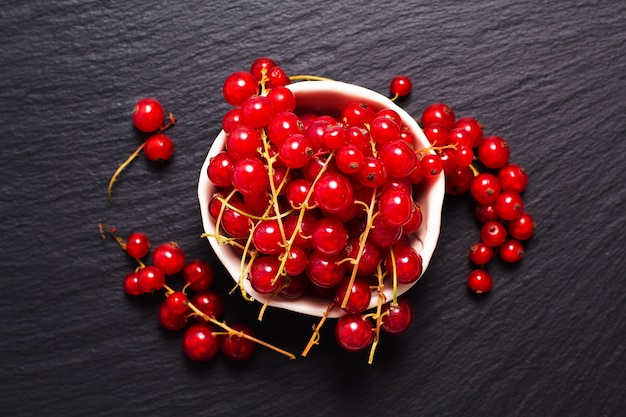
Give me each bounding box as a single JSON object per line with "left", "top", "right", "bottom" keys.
{"left": 305, "top": 251, "right": 345, "bottom": 288}
{"left": 470, "top": 172, "right": 501, "bottom": 204}
{"left": 252, "top": 219, "right": 284, "bottom": 255}
{"left": 369, "top": 216, "right": 402, "bottom": 248}
{"left": 335, "top": 277, "right": 372, "bottom": 314}
{"left": 478, "top": 135, "right": 510, "bottom": 169}
{"left": 419, "top": 154, "right": 443, "bottom": 178}
{"left": 250, "top": 57, "right": 277, "bottom": 81}
{"left": 474, "top": 202, "right": 499, "bottom": 224}
{"left": 508, "top": 212, "right": 536, "bottom": 240}
{"left": 448, "top": 127, "right": 473, "bottom": 148}
{"left": 356, "top": 157, "right": 388, "bottom": 188}
{"left": 182, "top": 323, "right": 219, "bottom": 361}
{"left": 249, "top": 256, "right": 285, "bottom": 294}
{"left": 423, "top": 123, "right": 449, "bottom": 146}
{"left": 266, "top": 86, "right": 296, "bottom": 113}
{"left": 389, "top": 75, "right": 412, "bottom": 97}
{"left": 137, "top": 265, "right": 166, "bottom": 293}
{"left": 311, "top": 217, "right": 348, "bottom": 256}
{"left": 314, "top": 173, "right": 354, "bottom": 213}
{"left": 220, "top": 200, "right": 253, "bottom": 238}
{"left": 467, "top": 269, "right": 492, "bottom": 293}
{"left": 421, "top": 103, "right": 455, "bottom": 130}
{"left": 231, "top": 157, "right": 269, "bottom": 196}
{"left": 125, "top": 231, "right": 151, "bottom": 259}
{"left": 336, "top": 143, "right": 365, "bottom": 174}
{"left": 207, "top": 151, "right": 236, "bottom": 188}
{"left": 385, "top": 243, "right": 423, "bottom": 284}
{"left": 369, "top": 116, "right": 401, "bottom": 146}
{"left": 402, "top": 203, "right": 423, "bottom": 234}
{"left": 182, "top": 259, "right": 214, "bottom": 292}
{"left": 344, "top": 238, "right": 381, "bottom": 276}
{"left": 381, "top": 298, "right": 413, "bottom": 335}
{"left": 378, "top": 189, "right": 413, "bottom": 227}
{"left": 499, "top": 239, "right": 525, "bottom": 263}
{"left": 241, "top": 96, "right": 274, "bottom": 128}
{"left": 335, "top": 314, "right": 373, "bottom": 352}
{"left": 226, "top": 126, "right": 263, "bottom": 160}
{"left": 279, "top": 273, "right": 309, "bottom": 299}
{"left": 165, "top": 291, "right": 189, "bottom": 315}
{"left": 469, "top": 241, "right": 494, "bottom": 265}
{"left": 222, "top": 71, "right": 259, "bottom": 106}
{"left": 144, "top": 134, "right": 174, "bottom": 162}
{"left": 322, "top": 125, "right": 347, "bottom": 150}
{"left": 481, "top": 221, "right": 507, "bottom": 247}
{"left": 379, "top": 140, "right": 417, "bottom": 179}
{"left": 222, "top": 108, "right": 243, "bottom": 133}
{"left": 341, "top": 102, "right": 375, "bottom": 128}
{"left": 192, "top": 290, "right": 224, "bottom": 320}
{"left": 220, "top": 323, "right": 256, "bottom": 361}
{"left": 495, "top": 191, "right": 524, "bottom": 220}
{"left": 454, "top": 116, "right": 483, "bottom": 148}
{"left": 266, "top": 111, "right": 302, "bottom": 146}
{"left": 158, "top": 302, "right": 188, "bottom": 331}
{"left": 281, "top": 245, "right": 308, "bottom": 276}
{"left": 265, "top": 66, "right": 290, "bottom": 88}
{"left": 279, "top": 134, "right": 314, "bottom": 168}
{"left": 152, "top": 242, "right": 186, "bottom": 275}
{"left": 445, "top": 165, "right": 473, "bottom": 195}
{"left": 498, "top": 163, "right": 528, "bottom": 193}
{"left": 123, "top": 271, "right": 143, "bottom": 296}
{"left": 132, "top": 98, "right": 165, "bottom": 132}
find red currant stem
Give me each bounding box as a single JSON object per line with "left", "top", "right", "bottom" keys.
{"left": 268, "top": 152, "right": 336, "bottom": 287}
{"left": 468, "top": 163, "right": 480, "bottom": 177}
{"left": 301, "top": 302, "right": 335, "bottom": 357}
{"left": 107, "top": 142, "right": 145, "bottom": 203}
{"left": 213, "top": 188, "right": 238, "bottom": 245}
{"left": 257, "top": 288, "right": 281, "bottom": 321}
{"left": 367, "top": 267, "right": 387, "bottom": 364}
{"left": 414, "top": 143, "right": 456, "bottom": 156}
{"left": 98, "top": 223, "right": 145, "bottom": 268}
{"left": 390, "top": 92, "right": 399, "bottom": 102}
{"left": 158, "top": 112, "right": 177, "bottom": 133}
{"left": 388, "top": 245, "right": 399, "bottom": 306}
{"left": 185, "top": 297, "right": 296, "bottom": 360}
{"left": 289, "top": 74, "right": 332, "bottom": 82}
{"left": 260, "top": 129, "right": 288, "bottom": 243}
{"left": 236, "top": 238, "right": 258, "bottom": 302}
{"left": 214, "top": 196, "right": 294, "bottom": 222}
{"left": 259, "top": 68, "right": 269, "bottom": 95}
{"left": 340, "top": 187, "right": 378, "bottom": 309}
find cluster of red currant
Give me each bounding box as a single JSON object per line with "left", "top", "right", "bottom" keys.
{"left": 99, "top": 224, "right": 295, "bottom": 362}
{"left": 107, "top": 98, "right": 177, "bottom": 202}
{"left": 415, "top": 103, "right": 536, "bottom": 292}
{"left": 205, "top": 58, "right": 447, "bottom": 363}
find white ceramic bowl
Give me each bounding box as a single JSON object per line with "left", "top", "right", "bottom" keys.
{"left": 198, "top": 80, "right": 445, "bottom": 318}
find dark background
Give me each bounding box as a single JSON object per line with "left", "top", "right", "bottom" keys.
{"left": 1, "top": 1, "right": 624, "bottom": 416}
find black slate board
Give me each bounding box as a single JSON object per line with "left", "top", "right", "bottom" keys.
{"left": 1, "top": 1, "right": 624, "bottom": 416}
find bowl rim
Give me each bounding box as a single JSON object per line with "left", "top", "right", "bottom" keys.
{"left": 198, "top": 80, "right": 445, "bottom": 318}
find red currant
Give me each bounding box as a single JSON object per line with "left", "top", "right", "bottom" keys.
{"left": 132, "top": 98, "right": 165, "bottom": 132}
{"left": 222, "top": 71, "right": 259, "bottom": 106}
{"left": 478, "top": 135, "right": 510, "bottom": 169}
{"left": 381, "top": 298, "right": 413, "bottom": 335}
{"left": 192, "top": 290, "right": 224, "bottom": 320}
{"left": 508, "top": 212, "right": 536, "bottom": 240}
{"left": 389, "top": 75, "right": 412, "bottom": 97}
{"left": 467, "top": 269, "right": 492, "bottom": 293}
{"left": 481, "top": 221, "right": 507, "bottom": 247}
{"left": 152, "top": 242, "right": 186, "bottom": 275}
{"left": 498, "top": 163, "right": 528, "bottom": 193}
{"left": 334, "top": 277, "right": 372, "bottom": 314}
{"left": 144, "top": 134, "right": 174, "bottom": 162}
{"left": 125, "top": 231, "right": 151, "bottom": 259}
{"left": 137, "top": 265, "right": 166, "bottom": 293}
{"left": 182, "top": 259, "right": 214, "bottom": 292}
{"left": 335, "top": 314, "right": 373, "bottom": 352}
{"left": 499, "top": 239, "right": 525, "bottom": 263}
{"left": 421, "top": 103, "right": 455, "bottom": 130}
{"left": 469, "top": 241, "right": 494, "bottom": 265}
{"left": 182, "top": 323, "right": 219, "bottom": 361}
{"left": 220, "top": 323, "right": 256, "bottom": 361}
{"left": 495, "top": 191, "right": 524, "bottom": 220}
{"left": 470, "top": 173, "right": 501, "bottom": 204}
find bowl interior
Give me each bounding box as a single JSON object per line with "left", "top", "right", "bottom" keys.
{"left": 198, "top": 80, "right": 445, "bottom": 318}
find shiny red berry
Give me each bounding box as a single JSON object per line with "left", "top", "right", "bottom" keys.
{"left": 132, "top": 98, "right": 165, "bottom": 132}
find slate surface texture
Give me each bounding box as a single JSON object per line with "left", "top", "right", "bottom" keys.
{"left": 1, "top": 1, "right": 624, "bottom": 416}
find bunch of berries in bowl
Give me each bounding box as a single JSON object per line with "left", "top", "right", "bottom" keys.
{"left": 198, "top": 58, "right": 445, "bottom": 362}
